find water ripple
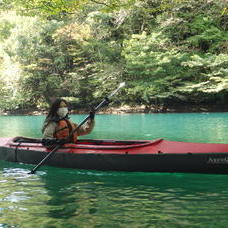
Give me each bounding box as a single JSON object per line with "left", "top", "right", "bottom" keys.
{"left": 1, "top": 113, "right": 228, "bottom": 226}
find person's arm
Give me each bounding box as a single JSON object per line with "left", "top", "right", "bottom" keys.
{"left": 43, "top": 122, "right": 57, "bottom": 138}
{"left": 75, "top": 119, "right": 95, "bottom": 136}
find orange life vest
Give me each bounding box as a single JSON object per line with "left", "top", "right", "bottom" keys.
{"left": 54, "top": 119, "right": 78, "bottom": 143}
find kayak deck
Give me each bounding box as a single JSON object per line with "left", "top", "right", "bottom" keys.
{"left": 1, "top": 137, "right": 228, "bottom": 173}
{"left": 1, "top": 137, "right": 228, "bottom": 155}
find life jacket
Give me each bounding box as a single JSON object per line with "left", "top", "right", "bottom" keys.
{"left": 54, "top": 119, "right": 78, "bottom": 143}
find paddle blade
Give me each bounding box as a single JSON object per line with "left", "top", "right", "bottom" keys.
{"left": 108, "top": 82, "right": 126, "bottom": 99}
{"left": 119, "top": 82, "right": 125, "bottom": 89}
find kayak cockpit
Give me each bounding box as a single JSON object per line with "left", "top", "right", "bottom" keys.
{"left": 8, "top": 137, "right": 163, "bottom": 150}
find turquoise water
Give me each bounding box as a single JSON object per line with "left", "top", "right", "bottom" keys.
{"left": 1, "top": 112, "right": 228, "bottom": 142}
{"left": 1, "top": 113, "right": 228, "bottom": 227}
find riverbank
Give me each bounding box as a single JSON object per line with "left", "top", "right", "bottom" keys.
{"left": 1, "top": 104, "right": 228, "bottom": 116}
{"left": 104, "top": 104, "right": 228, "bottom": 114}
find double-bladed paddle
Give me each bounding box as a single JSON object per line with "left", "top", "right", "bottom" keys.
{"left": 29, "top": 82, "right": 125, "bottom": 174}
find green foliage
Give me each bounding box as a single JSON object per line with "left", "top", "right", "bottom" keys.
{"left": 181, "top": 54, "right": 228, "bottom": 92}
{"left": 122, "top": 28, "right": 228, "bottom": 105}
{"left": 0, "top": 0, "right": 228, "bottom": 112}
{"left": 186, "top": 16, "right": 228, "bottom": 53}
{"left": 0, "top": 20, "right": 15, "bottom": 41}
{"left": 4, "top": 0, "right": 137, "bottom": 18}
{"left": 0, "top": 73, "right": 23, "bottom": 111}
{"left": 122, "top": 32, "right": 190, "bottom": 104}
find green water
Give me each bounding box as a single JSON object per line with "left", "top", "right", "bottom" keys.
{"left": 1, "top": 113, "right": 228, "bottom": 227}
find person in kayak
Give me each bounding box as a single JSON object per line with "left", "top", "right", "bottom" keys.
{"left": 42, "top": 98, "right": 95, "bottom": 146}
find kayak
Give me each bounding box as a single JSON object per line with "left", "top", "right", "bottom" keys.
{"left": 1, "top": 137, "right": 228, "bottom": 174}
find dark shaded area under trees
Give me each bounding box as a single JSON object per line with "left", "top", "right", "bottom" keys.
{"left": 0, "top": 0, "right": 227, "bottom": 114}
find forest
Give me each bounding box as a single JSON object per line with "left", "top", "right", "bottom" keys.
{"left": 0, "top": 0, "right": 227, "bottom": 113}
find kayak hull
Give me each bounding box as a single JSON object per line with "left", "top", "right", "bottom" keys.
{"left": 1, "top": 137, "right": 228, "bottom": 173}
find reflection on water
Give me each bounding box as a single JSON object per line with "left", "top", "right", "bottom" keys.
{"left": 1, "top": 113, "right": 228, "bottom": 227}
{"left": 1, "top": 161, "right": 228, "bottom": 227}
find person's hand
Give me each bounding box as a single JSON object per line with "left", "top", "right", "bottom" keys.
{"left": 89, "top": 111, "right": 95, "bottom": 120}
{"left": 104, "top": 97, "right": 110, "bottom": 105}
{"left": 55, "top": 138, "right": 68, "bottom": 145}
{"left": 42, "top": 138, "right": 68, "bottom": 146}
{"left": 42, "top": 138, "right": 54, "bottom": 147}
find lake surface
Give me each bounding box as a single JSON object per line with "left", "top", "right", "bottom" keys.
{"left": 1, "top": 113, "right": 228, "bottom": 227}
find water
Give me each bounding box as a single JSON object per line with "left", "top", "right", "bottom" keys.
{"left": 1, "top": 113, "right": 228, "bottom": 227}
{"left": 1, "top": 113, "right": 228, "bottom": 142}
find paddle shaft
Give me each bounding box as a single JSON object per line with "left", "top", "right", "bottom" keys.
{"left": 29, "top": 145, "right": 60, "bottom": 174}
{"left": 29, "top": 83, "right": 125, "bottom": 174}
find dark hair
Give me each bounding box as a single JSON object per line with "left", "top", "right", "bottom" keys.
{"left": 42, "top": 98, "right": 68, "bottom": 133}
{"left": 46, "top": 98, "right": 68, "bottom": 120}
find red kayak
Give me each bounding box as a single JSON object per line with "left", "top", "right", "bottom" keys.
{"left": 1, "top": 137, "right": 228, "bottom": 174}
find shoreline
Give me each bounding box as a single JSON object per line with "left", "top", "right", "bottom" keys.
{"left": 1, "top": 104, "right": 228, "bottom": 116}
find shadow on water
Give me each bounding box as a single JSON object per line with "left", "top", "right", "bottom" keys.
{"left": 1, "top": 160, "right": 228, "bottom": 227}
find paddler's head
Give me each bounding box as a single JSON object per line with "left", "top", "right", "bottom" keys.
{"left": 48, "top": 98, "right": 69, "bottom": 119}
{"left": 57, "top": 100, "right": 69, "bottom": 118}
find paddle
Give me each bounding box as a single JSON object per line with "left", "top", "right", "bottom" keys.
{"left": 29, "top": 82, "right": 125, "bottom": 174}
